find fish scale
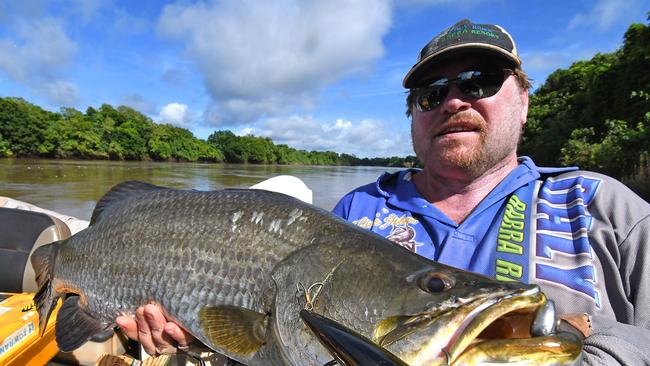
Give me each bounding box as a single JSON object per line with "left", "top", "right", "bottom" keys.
{"left": 31, "top": 181, "right": 582, "bottom": 365}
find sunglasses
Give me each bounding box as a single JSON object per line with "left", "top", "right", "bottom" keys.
{"left": 412, "top": 68, "right": 515, "bottom": 112}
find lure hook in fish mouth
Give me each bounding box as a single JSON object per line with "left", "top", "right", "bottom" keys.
{"left": 375, "top": 286, "right": 553, "bottom": 364}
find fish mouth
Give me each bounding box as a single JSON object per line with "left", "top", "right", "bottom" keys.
{"left": 375, "top": 287, "right": 553, "bottom": 364}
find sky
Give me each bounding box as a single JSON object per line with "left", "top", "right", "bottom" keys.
{"left": 0, "top": 0, "right": 647, "bottom": 158}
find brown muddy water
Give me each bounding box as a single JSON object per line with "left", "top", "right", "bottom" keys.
{"left": 0, "top": 159, "right": 402, "bottom": 220}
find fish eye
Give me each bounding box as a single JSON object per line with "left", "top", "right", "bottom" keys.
{"left": 418, "top": 272, "right": 455, "bottom": 293}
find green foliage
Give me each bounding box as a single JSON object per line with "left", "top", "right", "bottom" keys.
{"left": 41, "top": 107, "right": 107, "bottom": 159}
{"left": 622, "top": 153, "right": 650, "bottom": 201}
{"left": 205, "top": 131, "right": 416, "bottom": 166}
{"left": 275, "top": 144, "right": 304, "bottom": 164}
{"left": 149, "top": 124, "right": 224, "bottom": 162}
{"left": 521, "top": 16, "right": 650, "bottom": 188}
{"left": 112, "top": 121, "right": 147, "bottom": 160}
{"left": 353, "top": 155, "right": 421, "bottom": 168}
{"left": 0, "top": 132, "right": 12, "bottom": 157}
{"left": 0, "top": 98, "right": 226, "bottom": 163}
{"left": 0, "top": 97, "right": 57, "bottom": 156}
{"left": 0, "top": 97, "right": 412, "bottom": 167}
{"left": 208, "top": 130, "right": 248, "bottom": 163}
{"left": 560, "top": 119, "right": 647, "bottom": 177}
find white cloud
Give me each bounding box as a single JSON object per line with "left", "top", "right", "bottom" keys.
{"left": 245, "top": 115, "right": 412, "bottom": 158}
{"left": 157, "top": 0, "right": 392, "bottom": 125}
{"left": 42, "top": 80, "right": 79, "bottom": 105}
{"left": 522, "top": 53, "right": 561, "bottom": 73}
{"left": 240, "top": 127, "right": 255, "bottom": 135}
{"left": 522, "top": 39, "right": 619, "bottom": 88}
{"left": 0, "top": 0, "right": 46, "bottom": 24}
{"left": 161, "top": 68, "right": 185, "bottom": 85}
{"left": 120, "top": 94, "right": 156, "bottom": 115}
{"left": 159, "top": 102, "right": 193, "bottom": 128}
{"left": 113, "top": 7, "right": 149, "bottom": 34}
{"left": 68, "top": 0, "right": 105, "bottom": 23}
{"left": 0, "top": 18, "right": 77, "bottom": 82}
{"left": 395, "top": 0, "right": 485, "bottom": 7}
{"left": 0, "top": 16, "right": 79, "bottom": 105}
{"left": 568, "top": 0, "right": 644, "bottom": 31}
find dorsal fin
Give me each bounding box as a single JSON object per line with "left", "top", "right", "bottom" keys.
{"left": 90, "top": 180, "right": 167, "bottom": 225}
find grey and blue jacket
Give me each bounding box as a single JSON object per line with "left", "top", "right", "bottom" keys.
{"left": 333, "top": 156, "right": 650, "bottom": 365}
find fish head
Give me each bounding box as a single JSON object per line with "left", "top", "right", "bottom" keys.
{"left": 272, "top": 234, "right": 558, "bottom": 365}
{"left": 373, "top": 264, "right": 548, "bottom": 365}
{"left": 317, "top": 243, "right": 550, "bottom": 365}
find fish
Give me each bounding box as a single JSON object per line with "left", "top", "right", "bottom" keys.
{"left": 31, "top": 180, "right": 582, "bottom": 365}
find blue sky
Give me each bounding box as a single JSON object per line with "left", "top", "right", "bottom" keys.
{"left": 0, "top": 0, "right": 647, "bottom": 158}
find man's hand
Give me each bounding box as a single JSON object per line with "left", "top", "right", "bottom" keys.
{"left": 115, "top": 303, "right": 195, "bottom": 356}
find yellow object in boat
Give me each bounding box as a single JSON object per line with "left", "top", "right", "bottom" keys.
{"left": 0, "top": 292, "right": 60, "bottom": 366}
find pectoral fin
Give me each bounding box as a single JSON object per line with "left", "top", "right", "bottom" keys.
{"left": 198, "top": 306, "right": 268, "bottom": 356}
{"left": 56, "top": 296, "right": 111, "bottom": 352}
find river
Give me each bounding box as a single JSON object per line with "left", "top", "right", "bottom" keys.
{"left": 0, "top": 159, "right": 403, "bottom": 220}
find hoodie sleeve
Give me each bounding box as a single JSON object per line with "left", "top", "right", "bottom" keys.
{"left": 583, "top": 315, "right": 650, "bottom": 365}
{"left": 580, "top": 174, "right": 650, "bottom": 365}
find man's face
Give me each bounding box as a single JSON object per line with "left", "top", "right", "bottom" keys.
{"left": 410, "top": 56, "right": 529, "bottom": 179}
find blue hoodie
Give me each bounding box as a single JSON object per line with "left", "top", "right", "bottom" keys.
{"left": 332, "top": 156, "right": 650, "bottom": 364}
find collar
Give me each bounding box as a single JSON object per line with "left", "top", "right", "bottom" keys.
{"left": 374, "top": 156, "right": 578, "bottom": 221}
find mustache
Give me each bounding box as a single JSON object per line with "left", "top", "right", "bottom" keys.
{"left": 430, "top": 112, "right": 486, "bottom": 136}
{"left": 444, "top": 112, "right": 485, "bottom": 126}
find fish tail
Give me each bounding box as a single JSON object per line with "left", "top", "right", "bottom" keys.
{"left": 31, "top": 241, "right": 62, "bottom": 336}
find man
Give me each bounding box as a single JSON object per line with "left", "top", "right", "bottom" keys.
{"left": 331, "top": 19, "right": 650, "bottom": 365}
{"left": 119, "top": 20, "right": 650, "bottom": 364}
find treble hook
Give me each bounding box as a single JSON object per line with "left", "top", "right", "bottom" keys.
{"left": 295, "top": 281, "right": 324, "bottom": 309}
{"left": 305, "top": 282, "right": 324, "bottom": 310}
{"left": 295, "top": 281, "right": 325, "bottom": 311}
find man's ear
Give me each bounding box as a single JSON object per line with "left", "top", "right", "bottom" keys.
{"left": 519, "top": 89, "right": 529, "bottom": 126}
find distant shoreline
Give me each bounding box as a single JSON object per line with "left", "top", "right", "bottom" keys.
{"left": 0, "top": 98, "right": 418, "bottom": 168}
{"left": 0, "top": 156, "right": 412, "bottom": 169}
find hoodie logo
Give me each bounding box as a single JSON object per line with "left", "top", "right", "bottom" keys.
{"left": 353, "top": 211, "right": 423, "bottom": 252}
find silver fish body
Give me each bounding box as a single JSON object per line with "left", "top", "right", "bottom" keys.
{"left": 32, "top": 181, "right": 582, "bottom": 365}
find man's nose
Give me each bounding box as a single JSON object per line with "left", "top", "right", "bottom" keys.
{"left": 441, "top": 85, "right": 472, "bottom": 114}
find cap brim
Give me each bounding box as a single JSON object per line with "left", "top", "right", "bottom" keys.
{"left": 403, "top": 44, "right": 521, "bottom": 89}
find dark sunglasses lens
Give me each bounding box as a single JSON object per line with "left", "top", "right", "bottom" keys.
{"left": 459, "top": 71, "right": 506, "bottom": 98}
{"left": 417, "top": 85, "right": 447, "bottom": 111}
{"left": 414, "top": 69, "right": 509, "bottom": 112}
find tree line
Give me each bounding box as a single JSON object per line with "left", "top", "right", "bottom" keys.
{"left": 0, "top": 99, "right": 417, "bottom": 167}
{"left": 520, "top": 14, "right": 649, "bottom": 198}
{"left": 0, "top": 16, "right": 648, "bottom": 193}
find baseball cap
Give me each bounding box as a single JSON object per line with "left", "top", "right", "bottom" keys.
{"left": 403, "top": 19, "right": 522, "bottom": 88}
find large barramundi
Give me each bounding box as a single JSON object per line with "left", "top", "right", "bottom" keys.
{"left": 32, "top": 181, "right": 582, "bottom": 365}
